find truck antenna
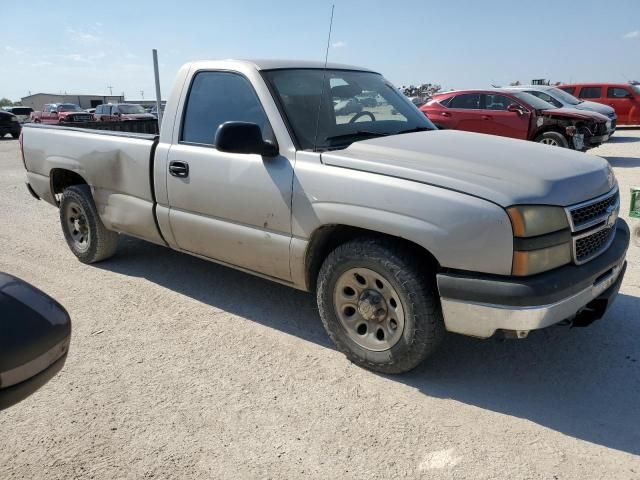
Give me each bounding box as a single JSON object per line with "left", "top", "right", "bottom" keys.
{"left": 312, "top": 4, "right": 335, "bottom": 151}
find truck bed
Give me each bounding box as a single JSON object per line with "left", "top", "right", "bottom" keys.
{"left": 21, "top": 123, "right": 165, "bottom": 245}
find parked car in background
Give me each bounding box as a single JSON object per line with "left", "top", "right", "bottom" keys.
{"left": 31, "top": 104, "right": 94, "bottom": 124}
{"left": 3, "top": 106, "right": 34, "bottom": 124}
{"left": 505, "top": 85, "right": 617, "bottom": 134}
{"left": 94, "top": 103, "right": 157, "bottom": 121}
{"left": 20, "top": 59, "right": 629, "bottom": 373}
{"left": 150, "top": 104, "right": 166, "bottom": 118}
{"left": 421, "top": 89, "right": 611, "bottom": 150}
{"left": 0, "top": 110, "right": 21, "bottom": 138}
{"left": 558, "top": 83, "right": 640, "bottom": 125}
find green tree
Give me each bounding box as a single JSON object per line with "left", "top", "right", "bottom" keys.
{"left": 0, "top": 98, "right": 15, "bottom": 107}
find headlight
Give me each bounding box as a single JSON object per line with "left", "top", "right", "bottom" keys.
{"left": 507, "top": 206, "right": 572, "bottom": 276}
{"left": 507, "top": 205, "right": 569, "bottom": 237}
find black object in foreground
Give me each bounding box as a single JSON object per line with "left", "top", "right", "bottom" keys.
{"left": 0, "top": 273, "right": 71, "bottom": 411}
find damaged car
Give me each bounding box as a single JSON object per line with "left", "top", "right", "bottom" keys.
{"left": 421, "top": 89, "right": 611, "bottom": 150}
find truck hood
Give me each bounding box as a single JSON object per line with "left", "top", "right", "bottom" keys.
{"left": 321, "top": 130, "right": 614, "bottom": 207}
{"left": 541, "top": 107, "right": 608, "bottom": 122}
{"left": 572, "top": 101, "right": 616, "bottom": 117}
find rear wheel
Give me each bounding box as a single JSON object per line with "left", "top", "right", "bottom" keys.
{"left": 535, "top": 131, "right": 569, "bottom": 148}
{"left": 317, "top": 238, "right": 444, "bottom": 374}
{"left": 59, "top": 185, "right": 118, "bottom": 263}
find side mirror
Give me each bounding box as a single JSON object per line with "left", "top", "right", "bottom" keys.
{"left": 0, "top": 273, "right": 71, "bottom": 411}
{"left": 507, "top": 103, "right": 525, "bottom": 115}
{"left": 215, "top": 121, "right": 279, "bottom": 157}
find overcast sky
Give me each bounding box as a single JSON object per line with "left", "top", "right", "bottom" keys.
{"left": 2, "top": 0, "right": 639, "bottom": 101}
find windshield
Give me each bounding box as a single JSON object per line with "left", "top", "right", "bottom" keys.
{"left": 511, "top": 92, "right": 557, "bottom": 110}
{"left": 57, "top": 104, "right": 83, "bottom": 112}
{"left": 118, "top": 104, "right": 146, "bottom": 114}
{"left": 263, "top": 69, "right": 435, "bottom": 150}
{"left": 549, "top": 87, "right": 581, "bottom": 105}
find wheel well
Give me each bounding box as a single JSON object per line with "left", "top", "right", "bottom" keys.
{"left": 50, "top": 168, "right": 87, "bottom": 204}
{"left": 304, "top": 225, "right": 439, "bottom": 291}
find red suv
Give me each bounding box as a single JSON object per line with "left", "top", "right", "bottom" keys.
{"left": 557, "top": 83, "right": 640, "bottom": 125}
{"left": 420, "top": 89, "right": 611, "bottom": 150}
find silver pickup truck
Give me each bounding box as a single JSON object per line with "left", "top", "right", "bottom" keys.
{"left": 20, "top": 59, "right": 630, "bottom": 373}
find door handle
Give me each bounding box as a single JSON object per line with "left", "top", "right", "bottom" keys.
{"left": 441, "top": 112, "right": 451, "bottom": 117}
{"left": 481, "top": 115, "right": 492, "bottom": 120}
{"left": 169, "top": 160, "right": 189, "bottom": 178}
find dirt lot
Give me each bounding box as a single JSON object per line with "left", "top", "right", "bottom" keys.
{"left": 1, "top": 131, "right": 639, "bottom": 479}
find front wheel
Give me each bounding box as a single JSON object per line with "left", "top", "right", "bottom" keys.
{"left": 59, "top": 185, "right": 119, "bottom": 263}
{"left": 535, "top": 131, "right": 569, "bottom": 149}
{"left": 317, "top": 238, "right": 444, "bottom": 374}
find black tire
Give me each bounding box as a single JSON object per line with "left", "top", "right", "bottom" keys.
{"left": 59, "top": 185, "right": 118, "bottom": 263}
{"left": 11, "top": 132, "right": 19, "bottom": 139}
{"left": 317, "top": 237, "right": 444, "bottom": 374}
{"left": 535, "top": 131, "right": 569, "bottom": 148}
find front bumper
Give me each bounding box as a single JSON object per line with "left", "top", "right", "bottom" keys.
{"left": 437, "top": 219, "right": 629, "bottom": 338}
{"left": 588, "top": 133, "right": 610, "bottom": 145}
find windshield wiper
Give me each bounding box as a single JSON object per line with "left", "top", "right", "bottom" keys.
{"left": 396, "top": 126, "right": 433, "bottom": 135}
{"left": 325, "top": 130, "right": 391, "bottom": 142}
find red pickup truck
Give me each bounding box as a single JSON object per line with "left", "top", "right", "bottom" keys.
{"left": 558, "top": 83, "right": 640, "bottom": 125}
{"left": 421, "top": 89, "right": 611, "bottom": 150}
{"left": 30, "top": 104, "right": 94, "bottom": 124}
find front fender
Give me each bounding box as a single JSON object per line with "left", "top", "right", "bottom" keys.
{"left": 292, "top": 156, "right": 514, "bottom": 277}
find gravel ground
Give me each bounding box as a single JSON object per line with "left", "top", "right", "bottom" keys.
{"left": 0, "top": 131, "right": 639, "bottom": 479}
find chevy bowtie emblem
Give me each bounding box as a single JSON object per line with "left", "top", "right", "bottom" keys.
{"left": 606, "top": 206, "right": 618, "bottom": 228}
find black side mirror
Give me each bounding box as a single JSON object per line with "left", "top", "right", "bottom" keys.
{"left": 215, "top": 121, "right": 279, "bottom": 157}
{"left": 0, "top": 273, "right": 71, "bottom": 411}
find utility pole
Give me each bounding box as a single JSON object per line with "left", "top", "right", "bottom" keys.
{"left": 140, "top": 90, "right": 144, "bottom": 100}
{"left": 107, "top": 85, "right": 113, "bottom": 96}
{"left": 152, "top": 49, "right": 163, "bottom": 126}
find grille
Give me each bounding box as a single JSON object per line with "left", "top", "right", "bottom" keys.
{"left": 68, "top": 115, "right": 92, "bottom": 122}
{"left": 569, "top": 190, "right": 618, "bottom": 229}
{"left": 575, "top": 226, "right": 615, "bottom": 263}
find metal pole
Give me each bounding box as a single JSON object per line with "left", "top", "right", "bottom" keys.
{"left": 152, "top": 49, "right": 163, "bottom": 127}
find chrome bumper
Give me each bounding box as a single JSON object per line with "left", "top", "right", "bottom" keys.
{"left": 440, "top": 261, "right": 625, "bottom": 338}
